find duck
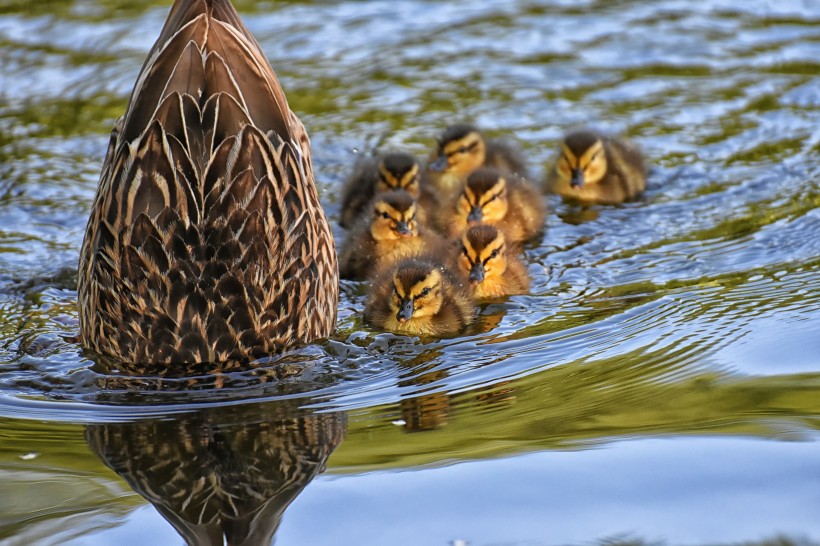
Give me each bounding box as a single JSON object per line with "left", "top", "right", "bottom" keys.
{"left": 338, "top": 190, "right": 443, "bottom": 280}
{"left": 364, "top": 256, "right": 474, "bottom": 336}
{"left": 454, "top": 224, "right": 530, "bottom": 299}
{"left": 545, "top": 129, "right": 646, "bottom": 204}
{"left": 425, "top": 123, "right": 530, "bottom": 196}
{"left": 77, "top": 0, "right": 338, "bottom": 365}
{"left": 338, "top": 152, "right": 437, "bottom": 228}
{"left": 440, "top": 167, "right": 546, "bottom": 243}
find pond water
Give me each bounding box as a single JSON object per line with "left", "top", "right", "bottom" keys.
{"left": 1, "top": 0, "right": 820, "bottom": 545}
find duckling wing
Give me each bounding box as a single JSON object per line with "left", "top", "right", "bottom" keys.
{"left": 607, "top": 138, "right": 647, "bottom": 197}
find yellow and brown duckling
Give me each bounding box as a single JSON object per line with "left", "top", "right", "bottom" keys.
{"left": 339, "top": 190, "right": 443, "bottom": 280}
{"left": 339, "top": 152, "right": 437, "bottom": 228}
{"left": 546, "top": 129, "right": 646, "bottom": 204}
{"left": 425, "top": 123, "right": 529, "bottom": 196}
{"left": 455, "top": 224, "right": 530, "bottom": 299}
{"left": 364, "top": 257, "right": 474, "bottom": 336}
{"left": 440, "top": 167, "right": 546, "bottom": 243}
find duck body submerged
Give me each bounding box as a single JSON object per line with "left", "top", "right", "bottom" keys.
{"left": 78, "top": 0, "right": 338, "bottom": 365}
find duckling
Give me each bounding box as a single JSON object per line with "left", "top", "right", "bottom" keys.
{"left": 339, "top": 152, "right": 437, "bottom": 228}
{"left": 339, "top": 191, "right": 443, "bottom": 280}
{"left": 454, "top": 224, "right": 530, "bottom": 299}
{"left": 441, "top": 167, "right": 546, "bottom": 243}
{"left": 364, "top": 257, "right": 474, "bottom": 336}
{"left": 425, "top": 123, "right": 529, "bottom": 196}
{"left": 545, "top": 129, "right": 646, "bottom": 204}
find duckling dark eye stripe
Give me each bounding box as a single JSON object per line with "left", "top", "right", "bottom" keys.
{"left": 482, "top": 190, "right": 504, "bottom": 205}
{"left": 483, "top": 244, "right": 504, "bottom": 264}
{"left": 415, "top": 282, "right": 440, "bottom": 298}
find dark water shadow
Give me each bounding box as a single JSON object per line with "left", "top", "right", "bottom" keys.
{"left": 85, "top": 398, "right": 346, "bottom": 546}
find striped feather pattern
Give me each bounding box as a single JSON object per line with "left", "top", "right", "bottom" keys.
{"left": 86, "top": 405, "right": 346, "bottom": 545}
{"left": 79, "top": 0, "right": 338, "bottom": 365}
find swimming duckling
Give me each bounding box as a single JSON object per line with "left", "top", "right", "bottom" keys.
{"left": 425, "top": 124, "right": 529, "bottom": 195}
{"left": 339, "top": 191, "right": 443, "bottom": 280}
{"left": 364, "top": 257, "right": 474, "bottom": 336}
{"left": 454, "top": 224, "right": 530, "bottom": 299}
{"left": 545, "top": 129, "right": 646, "bottom": 204}
{"left": 441, "top": 167, "right": 546, "bottom": 243}
{"left": 339, "top": 152, "right": 437, "bottom": 228}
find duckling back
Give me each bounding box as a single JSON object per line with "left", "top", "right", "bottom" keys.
{"left": 78, "top": 0, "right": 338, "bottom": 364}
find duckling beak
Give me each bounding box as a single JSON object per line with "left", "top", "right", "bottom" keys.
{"left": 570, "top": 169, "right": 584, "bottom": 188}
{"left": 428, "top": 156, "right": 448, "bottom": 173}
{"left": 395, "top": 221, "right": 413, "bottom": 237}
{"left": 469, "top": 262, "right": 485, "bottom": 284}
{"left": 467, "top": 207, "right": 483, "bottom": 223}
{"left": 397, "top": 299, "right": 414, "bottom": 322}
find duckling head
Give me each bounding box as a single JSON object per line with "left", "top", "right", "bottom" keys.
{"left": 390, "top": 260, "right": 444, "bottom": 322}
{"left": 558, "top": 130, "right": 608, "bottom": 188}
{"left": 458, "top": 224, "right": 508, "bottom": 285}
{"left": 428, "top": 124, "right": 486, "bottom": 176}
{"left": 376, "top": 153, "right": 421, "bottom": 197}
{"left": 457, "top": 168, "right": 508, "bottom": 225}
{"left": 370, "top": 190, "right": 419, "bottom": 241}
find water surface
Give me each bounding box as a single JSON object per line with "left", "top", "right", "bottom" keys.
{"left": 1, "top": 1, "right": 819, "bottom": 545}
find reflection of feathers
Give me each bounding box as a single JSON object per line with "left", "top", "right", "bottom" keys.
{"left": 78, "top": 0, "right": 338, "bottom": 365}
{"left": 86, "top": 402, "right": 346, "bottom": 546}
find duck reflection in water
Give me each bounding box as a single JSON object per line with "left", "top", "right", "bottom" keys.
{"left": 399, "top": 356, "right": 451, "bottom": 432}
{"left": 86, "top": 400, "right": 345, "bottom": 546}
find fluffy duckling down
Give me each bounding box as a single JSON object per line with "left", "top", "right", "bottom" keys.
{"left": 545, "top": 129, "right": 646, "bottom": 204}
{"left": 440, "top": 167, "right": 545, "bottom": 243}
{"left": 425, "top": 123, "right": 530, "bottom": 197}
{"left": 364, "top": 256, "right": 474, "bottom": 337}
{"left": 339, "top": 190, "right": 443, "bottom": 280}
{"left": 454, "top": 224, "right": 530, "bottom": 299}
{"left": 339, "top": 152, "right": 439, "bottom": 228}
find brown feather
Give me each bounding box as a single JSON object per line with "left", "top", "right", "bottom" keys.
{"left": 78, "top": 0, "right": 338, "bottom": 366}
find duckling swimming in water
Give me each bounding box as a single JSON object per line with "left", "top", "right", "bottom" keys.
{"left": 364, "top": 257, "right": 474, "bottom": 336}
{"left": 546, "top": 129, "right": 646, "bottom": 204}
{"left": 441, "top": 167, "right": 545, "bottom": 243}
{"left": 454, "top": 224, "right": 530, "bottom": 299}
{"left": 339, "top": 191, "right": 443, "bottom": 280}
{"left": 425, "top": 124, "right": 529, "bottom": 196}
{"left": 339, "top": 152, "right": 436, "bottom": 228}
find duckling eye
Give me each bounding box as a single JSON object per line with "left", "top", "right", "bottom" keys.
{"left": 489, "top": 249, "right": 500, "bottom": 259}
{"left": 419, "top": 287, "right": 431, "bottom": 298}
{"left": 381, "top": 212, "right": 390, "bottom": 219}
{"left": 458, "top": 146, "right": 469, "bottom": 154}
